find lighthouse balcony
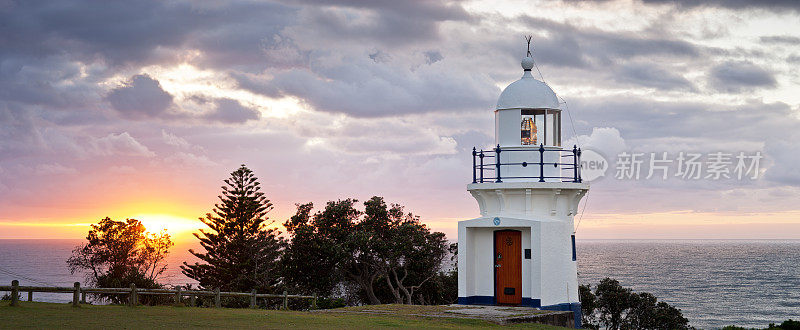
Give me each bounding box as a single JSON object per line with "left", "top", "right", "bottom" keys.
{"left": 471, "top": 145, "right": 582, "bottom": 184}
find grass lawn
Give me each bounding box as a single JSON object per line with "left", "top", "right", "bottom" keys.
{"left": 0, "top": 301, "right": 567, "bottom": 329}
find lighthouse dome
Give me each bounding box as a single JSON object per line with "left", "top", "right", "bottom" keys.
{"left": 496, "top": 57, "right": 559, "bottom": 110}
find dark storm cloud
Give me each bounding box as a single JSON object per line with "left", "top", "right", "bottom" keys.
{"left": 202, "top": 98, "right": 261, "bottom": 124}
{"left": 106, "top": 75, "right": 174, "bottom": 119}
{"left": 424, "top": 51, "right": 444, "bottom": 64}
{"left": 568, "top": 97, "right": 795, "bottom": 143}
{"left": 286, "top": 0, "right": 471, "bottom": 45}
{"left": 251, "top": 60, "right": 497, "bottom": 117}
{"left": 0, "top": 0, "right": 295, "bottom": 68}
{"left": 709, "top": 61, "right": 777, "bottom": 93}
{"left": 614, "top": 63, "right": 696, "bottom": 91}
{"left": 515, "top": 16, "right": 701, "bottom": 68}
{"left": 0, "top": 56, "right": 95, "bottom": 108}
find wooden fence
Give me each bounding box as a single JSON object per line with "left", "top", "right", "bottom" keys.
{"left": 1, "top": 280, "right": 316, "bottom": 310}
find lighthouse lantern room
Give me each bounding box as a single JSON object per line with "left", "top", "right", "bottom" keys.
{"left": 457, "top": 46, "right": 589, "bottom": 327}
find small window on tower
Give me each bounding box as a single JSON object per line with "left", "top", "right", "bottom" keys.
{"left": 571, "top": 235, "right": 577, "bottom": 261}
{"left": 521, "top": 117, "right": 537, "bottom": 145}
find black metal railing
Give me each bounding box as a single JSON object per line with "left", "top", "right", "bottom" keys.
{"left": 472, "top": 144, "right": 582, "bottom": 183}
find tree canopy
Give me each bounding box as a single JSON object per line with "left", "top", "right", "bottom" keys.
{"left": 580, "top": 278, "right": 690, "bottom": 330}
{"left": 282, "top": 196, "right": 450, "bottom": 305}
{"left": 67, "top": 217, "right": 172, "bottom": 303}
{"left": 181, "top": 165, "right": 283, "bottom": 295}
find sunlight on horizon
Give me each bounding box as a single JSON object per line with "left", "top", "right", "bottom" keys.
{"left": 133, "top": 214, "right": 204, "bottom": 240}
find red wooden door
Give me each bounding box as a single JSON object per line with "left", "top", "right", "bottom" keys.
{"left": 495, "top": 230, "right": 522, "bottom": 305}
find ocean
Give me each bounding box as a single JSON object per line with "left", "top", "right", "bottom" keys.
{"left": 1, "top": 239, "right": 798, "bottom": 329}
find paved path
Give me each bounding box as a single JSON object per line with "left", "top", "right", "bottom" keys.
{"left": 315, "top": 304, "right": 575, "bottom": 327}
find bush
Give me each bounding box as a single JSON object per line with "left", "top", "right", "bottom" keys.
{"left": 1, "top": 292, "right": 21, "bottom": 301}
{"left": 723, "top": 319, "right": 800, "bottom": 330}
{"left": 580, "top": 278, "right": 690, "bottom": 330}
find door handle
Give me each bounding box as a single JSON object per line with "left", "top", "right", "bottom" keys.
{"left": 495, "top": 264, "right": 501, "bottom": 268}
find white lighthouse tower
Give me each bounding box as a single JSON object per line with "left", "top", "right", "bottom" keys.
{"left": 457, "top": 46, "right": 589, "bottom": 327}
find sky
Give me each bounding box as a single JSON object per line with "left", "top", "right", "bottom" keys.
{"left": 2, "top": 0, "right": 800, "bottom": 240}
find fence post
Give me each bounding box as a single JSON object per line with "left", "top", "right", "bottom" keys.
{"left": 176, "top": 287, "right": 182, "bottom": 304}
{"left": 572, "top": 145, "right": 578, "bottom": 183}
{"left": 129, "top": 283, "right": 137, "bottom": 307}
{"left": 81, "top": 291, "right": 86, "bottom": 304}
{"left": 27, "top": 290, "right": 33, "bottom": 302}
{"left": 479, "top": 151, "right": 485, "bottom": 183}
{"left": 495, "top": 144, "right": 502, "bottom": 183}
{"left": 72, "top": 282, "right": 80, "bottom": 307}
{"left": 577, "top": 148, "right": 582, "bottom": 183}
{"left": 249, "top": 289, "right": 257, "bottom": 309}
{"left": 282, "top": 290, "right": 288, "bottom": 310}
{"left": 538, "top": 144, "right": 545, "bottom": 182}
{"left": 10, "top": 280, "right": 19, "bottom": 306}
{"left": 190, "top": 294, "right": 196, "bottom": 307}
{"left": 472, "top": 147, "right": 477, "bottom": 183}
{"left": 214, "top": 288, "right": 220, "bottom": 308}
{"left": 312, "top": 293, "right": 317, "bottom": 310}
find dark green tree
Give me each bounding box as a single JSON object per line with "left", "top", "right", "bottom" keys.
{"left": 67, "top": 217, "right": 173, "bottom": 304}
{"left": 282, "top": 200, "right": 360, "bottom": 297}
{"left": 282, "top": 196, "right": 449, "bottom": 305}
{"left": 370, "top": 198, "right": 448, "bottom": 304}
{"left": 580, "top": 284, "right": 599, "bottom": 329}
{"left": 181, "top": 165, "right": 283, "bottom": 296}
{"left": 581, "top": 278, "right": 690, "bottom": 330}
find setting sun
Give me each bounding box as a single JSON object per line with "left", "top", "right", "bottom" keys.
{"left": 133, "top": 214, "right": 203, "bottom": 239}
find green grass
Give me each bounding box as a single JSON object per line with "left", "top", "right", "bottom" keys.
{"left": 0, "top": 301, "right": 566, "bottom": 329}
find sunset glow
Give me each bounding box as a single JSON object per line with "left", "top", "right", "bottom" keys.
{"left": 134, "top": 214, "right": 204, "bottom": 239}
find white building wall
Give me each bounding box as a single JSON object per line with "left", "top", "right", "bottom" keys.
{"left": 460, "top": 182, "right": 587, "bottom": 308}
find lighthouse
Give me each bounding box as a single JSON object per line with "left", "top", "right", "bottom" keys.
{"left": 457, "top": 47, "right": 589, "bottom": 327}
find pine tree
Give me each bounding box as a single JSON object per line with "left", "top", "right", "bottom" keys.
{"left": 181, "top": 165, "right": 283, "bottom": 294}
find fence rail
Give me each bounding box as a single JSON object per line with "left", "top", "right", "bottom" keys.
{"left": 472, "top": 144, "right": 582, "bottom": 183}
{"left": 2, "top": 280, "right": 316, "bottom": 310}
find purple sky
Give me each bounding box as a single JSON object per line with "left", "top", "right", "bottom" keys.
{"left": 2, "top": 0, "right": 800, "bottom": 240}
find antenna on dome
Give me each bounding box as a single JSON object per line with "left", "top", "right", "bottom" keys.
{"left": 525, "top": 35, "right": 533, "bottom": 57}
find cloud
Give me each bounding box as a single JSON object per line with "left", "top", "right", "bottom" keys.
{"left": 759, "top": 35, "right": 800, "bottom": 44}
{"left": 708, "top": 61, "right": 777, "bottom": 93}
{"left": 161, "top": 130, "right": 191, "bottom": 149}
{"left": 107, "top": 74, "right": 174, "bottom": 119}
{"left": 92, "top": 132, "right": 156, "bottom": 157}
{"left": 614, "top": 63, "right": 696, "bottom": 91}
{"left": 424, "top": 50, "right": 444, "bottom": 64}
{"left": 162, "top": 152, "right": 217, "bottom": 168}
{"left": 565, "top": 127, "right": 627, "bottom": 159}
{"left": 34, "top": 163, "right": 78, "bottom": 175}
{"left": 517, "top": 16, "right": 701, "bottom": 68}
{"left": 0, "top": 105, "right": 44, "bottom": 157}
{"left": 286, "top": 0, "right": 471, "bottom": 46}
{"left": 763, "top": 139, "right": 800, "bottom": 186}
{"left": 202, "top": 98, "right": 261, "bottom": 124}
{"left": 563, "top": 0, "right": 800, "bottom": 11}
{"left": 640, "top": 0, "right": 800, "bottom": 10}
{"left": 240, "top": 54, "right": 497, "bottom": 117}
{"left": 0, "top": 0, "right": 295, "bottom": 69}
{"left": 567, "top": 97, "right": 796, "bottom": 144}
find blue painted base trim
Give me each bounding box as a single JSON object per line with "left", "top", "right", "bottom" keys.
{"left": 521, "top": 297, "right": 541, "bottom": 308}
{"left": 457, "top": 295, "right": 495, "bottom": 305}
{"left": 541, "top": 302, "right": 582, "bottom": 329}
